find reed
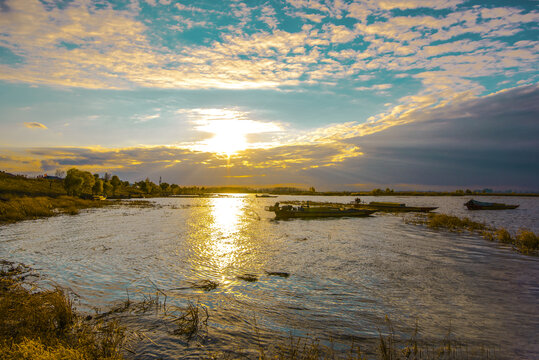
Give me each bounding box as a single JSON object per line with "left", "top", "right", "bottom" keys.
{"left": 409, "top": 213, "right": 538, "bottom": 255}
{"left": 0, "top": 261, "right": 126, "bottom": 360}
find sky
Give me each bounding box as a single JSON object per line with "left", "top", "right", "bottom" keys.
{"left": 0, "top": 0, "right": 538, "bottom": 191}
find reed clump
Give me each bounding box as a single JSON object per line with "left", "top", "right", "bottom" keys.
{"left": 0, "top": 260, "right": 126, "bottom": 359}
{"left": 0, "top": 195, "right": 114, "bottom": 224}
{"left": 425, "top": 213, "right": 488, "bottom": 232}
{"left": 410, "top": 213, "right": 538, "bottom": 255}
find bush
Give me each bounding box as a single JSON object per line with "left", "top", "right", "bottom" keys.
{"left": 514, "top": 230, "right": 539, "bottom": 253}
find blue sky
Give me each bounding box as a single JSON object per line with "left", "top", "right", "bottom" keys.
{"left": 0, "top": 0, "right": 538, "bottom": 190}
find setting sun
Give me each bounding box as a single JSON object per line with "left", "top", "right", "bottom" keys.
{"left": 190, "top": 109, "right": 283, "bottom": 156}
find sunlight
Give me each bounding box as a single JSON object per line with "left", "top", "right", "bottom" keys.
{"left": 189, "top": 109, "right": 283, "bottom": 156}
{"left": 208, "top": 197, "right": 244, "bottom": 270}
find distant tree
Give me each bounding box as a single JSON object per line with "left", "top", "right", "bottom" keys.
{"left": 160, "top": 182, "right": 170, "bottom": 195}
{"left": 140, "top": 178, "right": 155, "bottom": 194}
{"left": 110, "top": 175, "right": 121, "bottom": 196}
{"left": 93, "top": 173, "right": 100, "bottom": 180}
{"left": 309, "top": 186, "right": 316, "bottom": 193}
{"left": 80, "top": 171, "right": 95, "bottom": 195}
{"left": 64, "top": 168, "right": 84, "bottom": 196}
{"left": 103, "top": 172, "right": 111, "bottom": 182}
{"left": 92, "top": 179, "right": 104, "bottom": 195}
{"left": 465, "top": 189, "right": 472, "bottom": 194}
{"left": 55, "top": 169, "right": 65, "bottom": 178}
{"left": 103, "top": 181, "right": 113, "bottom": 197}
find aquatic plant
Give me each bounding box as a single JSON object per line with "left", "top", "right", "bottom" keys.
{"left": 237, "top": 273, "right": 259, "bottom": 282}
{"left": 0, "top": 260, "right": 126, "bottom": 360}
{"left": 172, "top": 302, "right": 209, "bottom": 341}
{"left": 408, "top": 213, "right": 538, "bottom": 255}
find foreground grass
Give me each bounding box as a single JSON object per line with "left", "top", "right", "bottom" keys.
{"left": 409, "top": 213, "right": 538, "bottom": 255}
{"left": 0, "top": 260, "right": 125, "bottom": 359}
{"left": 0, "top": 195, "right": 116, "bottom": 224}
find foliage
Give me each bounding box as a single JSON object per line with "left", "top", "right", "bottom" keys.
{"left": 64, "top": 168, "right": 95, "bottom": 196}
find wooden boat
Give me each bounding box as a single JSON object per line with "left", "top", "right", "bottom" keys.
{"left": 357, "top": 201, "right": 438, "bottom": 213}
{"left": 92, "top": 195, "right": 107, "bottom": 200}
{"left": 464, "top": 199, "right": 519, "bottom": 210}
{"left": 266, "top": 203, "right": 375, "bottom": 219}
{"left": 255, "top": 194, "right": 278, "bottom": 198}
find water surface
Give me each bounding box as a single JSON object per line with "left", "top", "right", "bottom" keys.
{"left": 1, "top": 195, "right": 537, "bottom": 359}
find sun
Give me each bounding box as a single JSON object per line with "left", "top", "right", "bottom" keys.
{"left": 190, "top": 109, "right": 282, "bottom": 156}
{"left": 201, "top": 120, "right": 249, "bottom": 156}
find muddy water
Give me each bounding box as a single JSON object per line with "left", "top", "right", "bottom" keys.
{"left": 1, "top": 195, "right": 538, "bottom": 359}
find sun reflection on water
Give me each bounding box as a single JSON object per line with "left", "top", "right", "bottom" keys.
{"left": 207, "top": 197, "right": 245, "bottom": 272}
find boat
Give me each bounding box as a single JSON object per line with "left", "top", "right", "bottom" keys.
{"left": 92, "top": 195, "right": 107, "bottom": 200}
{"left": 255, "top": 194, "right": 278, "bottom": 198}
{"left": 358, "top": 201, "right": 438, "bottom": 213}
{"left": 266, "top": 203, "right": 375, "bottom": 219}
{"left": 464, "top": 199, "right": 519, "bottom": 210}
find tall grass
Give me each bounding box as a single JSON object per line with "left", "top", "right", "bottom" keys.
{"left": 0, "top": 261, "right": 126, "bottom": 359}
{"left": 0, "top": 195, "right": 113, "bottom": 224}
{"left": 409, "top": 213, "right": 538, "bottom": 255}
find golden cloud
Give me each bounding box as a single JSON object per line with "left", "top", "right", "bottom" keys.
{"left": 23, "top": 122, "right": 47, "bottom": 129}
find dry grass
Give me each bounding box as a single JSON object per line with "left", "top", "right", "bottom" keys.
{"left": 409, "top": 213, "right": 538, "bottom": 255}
{"left": 0, "top": 260, "right": 126, "bottom": 360}
{"left": 424, "top": 213, "right": 488, "bottom": 232}
{"left": 0, "top": 195, "right": 113, "bottom": 224}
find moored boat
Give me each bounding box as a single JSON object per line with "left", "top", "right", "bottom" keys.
{"left": 255, "top": 194, "right": 278, "bottom": 198}
{"left": 266, "top": 203, "right": 375, "bottom": 219}
{"left": 464, "top": 199, "right": 519, "bottom": 210}
{"left": 358, "top": 201, "right": 438, "bottom": 212}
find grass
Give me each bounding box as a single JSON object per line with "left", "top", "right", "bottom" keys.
{"left": 0, "top": 195, "right": 156, "bottom": 225}
{"left": 409, "top": 213, "right": 538, "bottom": 255}
{"left": 0, "top": 172, "right": 66, "bottom": 197}
{"left": 0, "top": 260, "right": 126, "bottom": 360}
{"left": 0, "top": 195, "right": 114, "bottom": 224}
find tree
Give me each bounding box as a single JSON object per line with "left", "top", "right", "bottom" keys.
{"left": 80, "top": 171, "right": 95, "bottom": 195}
{"left": 110, "top": 175, "right": 121, "bottom": 196}
{"left": 103, "top": 172, "right": 111, "bottom": 182}
{"left": 140, "top": 178, "right": 154, "bottom": 194}
{"left": 64, "top": 168, "right": 84, "bottom": 196}
{"left": 103, "top": 181, "right": 113, "bottom": 197}
{"left": 55, "top": 169, "right": 65, "bottom": 178}
{"left": 160, "top": 182, "right": 170, "bottom": 195}
{"left": 92, "top": 179, "right": 103, "bottom": 195}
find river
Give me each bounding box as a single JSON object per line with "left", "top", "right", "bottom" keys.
{"left": 1, "top": 195, "right": 538, "bottom": 359}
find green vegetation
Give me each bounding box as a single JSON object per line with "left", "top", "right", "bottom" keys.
{"left": 0, "top": 171, "right": 66, "bottom": 197}
{"left": 0, "top": 260, "right": 125, "bottom": 359}
{"left": 0, "top": 195, "right": 115, "bottom": 224}
{"left": 2, "top": 169, "right": 537, "bottom": 198}
{"left": 410, "top": 213, "right": 538, "bottom": 255}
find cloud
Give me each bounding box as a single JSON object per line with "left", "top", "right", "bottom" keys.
{"left": 2, "top": 85, "right": 537, "bottom": 190}
{"left": 1, "top": 0, "right": 535, "bottom": 92}
{"left": 355, "top": 84, "right": 392, "bottom": 91}
{"left": 23, "top": 122, "right": 47, "bottom": 129}
{"left": 330, "top": 85, "right": 539, "bottom": 189}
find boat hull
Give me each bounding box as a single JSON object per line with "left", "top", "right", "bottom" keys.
{"left": 466, "top": 204, "right": 519, "bottom": 210}
{"left": 356, "top": 205, "right": 437, "bottom": 213}
{"left": 465, "top": 199, "right": 519, "bottom": 210}
{"left": 274, "top": 208, "right": 376, "bottom": 219}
